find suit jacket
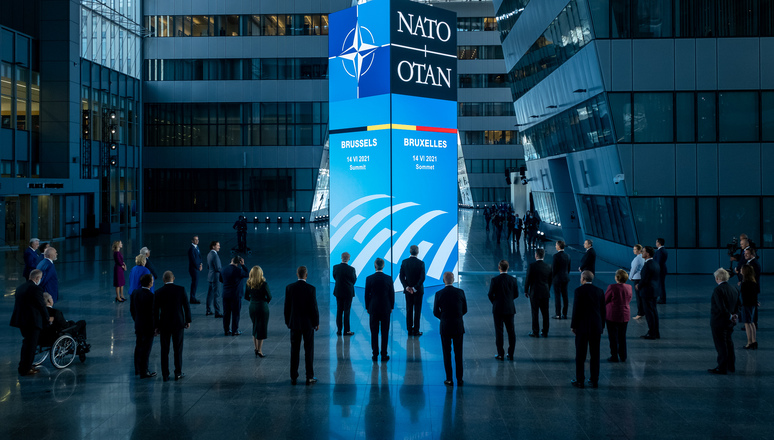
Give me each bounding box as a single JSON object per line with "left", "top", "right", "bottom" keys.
{"left": 47, "top": 306, "right": 68, "bottom": 332}
{"left": 9, "top": 280, "right": 49, "bottom": 330}
{"left": 654, "top": 247, "right": 668, "bottom": 275}
{"left": 571, "top": 283, "right": 606, "bottom": 335}
{"left": 23, "top": 247, "right": 40, "bottom": 280}
{"left": 284, "top": 280, "right": 320, "bottom": 331}
{"left": 145, "top": 257, "right": 159, "bottom": 280}
{"left": 639, "top": 259, "right": 660, "bottom": 299}
{"left": 36, "top": 258, "right": 59, "bottom": 302}
{"left": 524, "top": 260, "right": 552, "bottom": 299}
{"left": 710, "top": 282, "right": 740, "bottom": 329}
{"left": 332, "top": 262, "right": 357, "bottom": 300}
{"left": 153, "top": 283, "right": 192, "bottom": 331}
{"left": 433, "top": 285, "right": 467, "bottom": 337}
{"left": 746, "top": 258, "right": 762, "bottom": 286}
{"left": 131, "top": 287, "right": 156, "bottom": 335}
{"left": 579, "top": 248, "right": 596, "bottom": 274}
{"left": 188, "top": 244, "right": 201, "bottom": 271}
{"left": 551, "top": 251, "right": 571, "bottom": 284}
{"left": 206, "top": 250, "right": 222, "bottom": 282}
{"left": 487, "top": 273, "right": 519, "bottom": 315}
{"left": 604, "top": 283, "right": 632, "bottom": 323}
{"left": 221, "top": 264, "right": 248, "bottom": 298}
{"left": 365, "top": 271, "right": 395, "bottom": 318}
{"left": 399, "top": 256, "right": 425, "bottom": 296}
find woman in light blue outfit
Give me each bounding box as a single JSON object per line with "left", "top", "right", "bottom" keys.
{"left": 629, "top": 244, "right": 645, "bottom": 320}
{"left": 128, "top": 254, "right": 154, "bottom": 295}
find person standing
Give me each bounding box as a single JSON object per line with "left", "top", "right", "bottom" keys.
{"left": 654, "top": 238, "right": 668, "bottom": 304}
{"left": 637, "top": 246, "right": 660, "bottom": 339}
{"left": 552, "top": 241, "right": 571, "bottom": 319}
{"left": 285, "top": 266, "right": 319, "bottom": 385}
{"left": 570, "top": 271, "right": 606, "bottom": 388}
{"left": 708, "top": 268, "right": 740, "bottom": 375}
{"left": 9, "top": 269, "right": 49, "bottom": 376}
{"left": 206, "top": 241, "right": 223, "bottom": 317}
{"left": 23, "top": 238, "right": 41, "bottom": 280}
{"left": 128, "top": 254, "right": 153, "bottom": 295}
{"left": 139, "top": 247, "right": 159, "bottom": 284}
{"left": 488, "top": 260, "right": 519, "bottom": 360}
{"left": 605, "top": 270, "right": 632, "bottom": 362}
{"left": 245, "top": 265, "right": 271, "bottom": 357}
{"left": 739, "top": 265, "right": 759, "bottom": 350}
{"left": 113, "top": 241, "right": 127, "bottom": 302}
{"left": 365, "top": 258, "right": 395, "bottom": 361}
{"left": 494, "top": 213, "right": 504, "bottom": 244}
{"left": 153, "top": 271, "right": 192, "bottom": 382}
{"left": 513, "top": 214, "right": 523, "bottom": 247}
{"left": 187, "top": 236, "right": 202, "bottom": 305}
{"left": 578, "top": 239, "right": 596, "bottom": 275}
{"left": 399, "top": 245, "right": 426, "bottom": 336}
{"left": 221, "top": 255, "right": 248, "bottom": 336}
{"left": 484, "top": 207, "right": 491, "bottom": 231}
{"left": 333, "top": 252, "right": 357, "bottom": 336}
{"left": 525, "top": 248, "right": 552, "bottom": 337}
{"left": 433, "top": 272, "right": 467, "bottom": 386}
{"left": 630, "top": 244, "right": 645, "bottom": 320}
{"left": 36, "top": 247, "right": 59, "bottom": 303}
{"left": 130, "top": 274, "right": 157, "bottom": 379}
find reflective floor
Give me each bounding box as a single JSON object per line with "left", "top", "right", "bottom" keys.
{"left": 0, "top": 210, "right": 771, "bottom": 439}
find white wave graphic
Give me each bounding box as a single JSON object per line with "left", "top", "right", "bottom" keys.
{"left": 331, "top": 194, "right": 391, "bottom": 227}
{"left": 353, "top": 202, "right": 418, "bottom": 243}
{"left": 330, "top": 214, "right": 365, "bottom": 251}
{"left": 351, "top": 228, "right": 395, "bottom": 276}
{"left": 427, "top": 225, "right": 458, "bottom": 280}
{"left": 384, "top": 210, "right": 446, "bottom": 263}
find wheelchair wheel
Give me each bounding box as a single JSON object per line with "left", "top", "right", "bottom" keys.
{"left": 33, "top": 346, "right": 49, "bottom": 366}
{"left": 50, "top": 334, "right": 76, "bottom": 369}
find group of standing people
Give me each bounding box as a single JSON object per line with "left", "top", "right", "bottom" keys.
{"left": 22, "top": 238, "right": 59, "bottom": 303}
{"left": 483, "top": 205, "right": 541, "bottom": 247}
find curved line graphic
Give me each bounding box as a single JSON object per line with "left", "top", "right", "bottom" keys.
{"left": 351, "top": 228, "right": 395, "bottom": 276}
{"left": 354, "top": 202, "right": 418, "bottom": 243}
{"left": 330, "top": 215, "right": 365, "bottom": 251}
{"left": 384, "top": 210, "right": 446, "bottom": 263}
{"left": 331, "top": 194, "right": 391, "bottom": 227}
{"left": 417, "top": 241, "right": 433, "bottom": 260}
{"left": 426, "top": 225, "right": 458, "bottom": 280}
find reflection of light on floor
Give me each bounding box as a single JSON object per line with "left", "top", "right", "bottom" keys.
{"left": 0, "top": 388, "right": 11, "bottom": 402}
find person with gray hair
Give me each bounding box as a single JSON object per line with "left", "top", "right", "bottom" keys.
{"left": 139, "top": 247, "right": 159, "bottom": 281}
{"left": 23, "top": 238, "right": 41, "bottom": 280}
{"left": 433, "top": 271, "right": 467, "bottom": 386}
{"left": 10, "top": 269, "right": 48, "bottom": 376}
{"left": 400, "top": 244, "right": 426, "bottom": 336}
{"left": 570, "top": 270, "right": 606, "bottom": 388}
{"left": 708, "top": 268, "right": 740, "bottom": 375}
{"left": 36, "top": 247, "right": 60, "bottom": 303}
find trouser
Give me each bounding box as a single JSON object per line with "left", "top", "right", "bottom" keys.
{"left": 237, "top": 232, "right": 246, "bottom": 252}
{"left": 711, "top": 325, "right": 735, "bottom": 372}
{"left": 513, "top": 230, "right": 521, "bottom": 244}
{"left": 575, "top": 332, "right": 601, "bottom": 382}
{"left": 441, "top": 333, "right": 464, "bottom": 381}
{"left": 207, "top": 279, "right": 222, "bottom": 314}
{"left": 485, "top": 219, "right": 490, "bottom": 230}
{"left": 530, "top": 296, "right": 550, "bottom": 334}
{"left": 493, "top": 313, "right": 515, "bottom": 357}
{"left": 18, "top": 327, "right": 41, "bottom": 374}
{"left": 606, "top": 320, "right": 628, "bottom": 361}
{"left": 336, "top": 298, "right": 352, "bottom": 333}
{"left": 189, "top": 268, "right": 199, "bottom": 301}
{"left": 405, "top": 293, "right": 423, "bottom": 334}
{"left": 290, "top": 328, "right": 315, "bottom": 379}
{"left": 369, "top": 315, "right": 390, "bottom": 356}
{"left": 134, "top": 333, "right": 154, "bottom": 374}
{"left": 553, "top": 280, "right": 569, "bottom": 317}
{"left": 506, "top": 227, "right": 513, "bottom": 240}
{"left": 160, "top": 329, "right": 184, "bottom": 378}
{"left": 632, "top": 280, "right": 643, "bottom": 316}
{"left": 495, "top": 226, "right": 503, "bottom": 242}
{"left": 659, "top": 275, "right": 667, "bottom": 302}
{"left": 643, "top": 296, "right": 660, "bottom": 337}
{"left": 223, "top": 296, "right": 240, "bottom": 333}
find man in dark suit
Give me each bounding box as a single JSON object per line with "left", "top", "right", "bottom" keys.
{"left": 333, "top": 252, "right": 357, "bottom": 336}
{"left": 23, "top": 238, "right": 41, "bottom": 280}
{"left": 10, "top": 269, "right": 49, "bottom": 376}
{"left": 140, "top": 247, "right": 159, "bottom": 283}
{"left": 131, "top": 274, "right": 157, "bottom": 379}
{"left": 285, "top": 266, "right": 320, "bottom": 385}
{"left": 399, "top": 245, "right": 426, "bottom": 336}
{"left": 637, "top": 246, "right": 660, "bottom": 339}
{"left": 552, "top": 240, "right": 571, "bottom": 319}
{"left": 570, "top": 270, "right": 606, "bottom": 388}
{"left": 36, "top": 247, "right": 59, "bottom": 303}
{"left": 221, "top": 255, "right": 248, "bottom": 336}
{"left": 525, "top": 248, "right": 552, "bottom": 337}
{"left": 709, "top": 268, "right": 740, "bottom": 375}
{"left": 578, "top": 239, "right": 596, "bottom": 275}
{"left": 433, "top": 272, "right": 467, "bottom": 386}
{"left": 206, "top": 241, "right": 222, "bottom": 316}
{"left": 365, "top": 258, "right": 394, "bottom": 361}
{"left": 153, "top": 271, "right": 192, "bottom": 382}
{"left": 187, "top": 236, "right": 203, "bottom": 304}
{"left": 654, "top": 238, "right": 668, "bottom": 304}
{"left": 488, "top": 260, "right": 519, "bottom": 360}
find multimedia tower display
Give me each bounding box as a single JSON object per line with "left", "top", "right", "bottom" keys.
{"left": 329, "top": 0, "right": 458, "bottom": 289}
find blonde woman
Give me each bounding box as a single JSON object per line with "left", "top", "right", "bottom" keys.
{"left": 113, "top": 241, "right": 127, "bottom": 302}
{"left": 245, "top": 265, "right": 272, "bottom": 357}
{"left": 128, "top": 254, "right": 154, "bottom": 295}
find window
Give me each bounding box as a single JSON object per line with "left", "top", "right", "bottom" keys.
{"left": 608, "top": 93, "right": 632, "bottom": 143}
{"left": 696, "top": 92, "right": 717, "bottom": 142}
{"left": 192, "top": 16, "right": 213, "bottom": 37}
{"left": 577, "top": 195, "right": 637, "bottom": 245}
{"left": 719, "top": 197, "right": 760, "bottom": 248}
{"left": 633, "top": 93, "right": 673, "bottom": 142}
{"left": 630, "top": 197, "right": 674, "bottom": 247}
{"left": 676, "top": 198, "right": 696, "bottom": 248}
{"left": 763, "top": 92, "right": 774, "bottom": 141}
{"left": 719, "top": 91, "right": 759, "bottom": 142}
{"left": 676, "top": 92, "right": 695, "bottom": 142}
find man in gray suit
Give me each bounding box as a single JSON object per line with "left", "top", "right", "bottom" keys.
{"left": 708, "top": 268, "right": 740, "bottom": 375}
{"left": 206, "top": 241, "right": 223, "bottom": 317}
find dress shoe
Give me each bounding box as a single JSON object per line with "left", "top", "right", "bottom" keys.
{"left": 372, "top": 355, "right": 378, "bottom": 361}
{"left": 562, "top": 315, "right": 568, "bottom": 319}
{"left": 190, "top": 299, "right": 201, "bottom": 304}
{"left": 255, "top": 349, "right": 260, "bottom": 357}
{"left": 175, "top": 373, "right": 185, "bottom": 381}
{"left": 457, "top": 379, "right": 464, "bottom": 386}
{"left": 414, "top": 331, "right": 423, "bottom": 337}
{"left": 382, "top": 354, "right": 390, "bottom": 361}
{"left": 225, "top": 331, "right": 232, "bottom": 336}
{"left": 570, "top": 379, "right": 584, "bottom": 389}
{"left": 306, "top": 377, "right": 318, "bottom": 385}
{"left": 528, "top": 332, "right": 539, "bottom": 338}
{"left": 140, "top": 371, "right": 157, "bottom": 379}
{"left": 728, "top": 367, "right": 735, "bottom": 373}
{"left": 257, "top": 352, "right": 265, "bottom": 358}
{"left": 214, "top": 314, "right": 224, "bottom": 318}
{"left": 163, "top": 376, "right": 170, "bottom": 382}
{"left": 20, "top": 369, "right": 40, "bottom": 376}
{"left": 541, "top": 332, "right": 548, "bottom": 337}
{"left": 752, "top": 342, "right": 758, "bottom": 350}
{"left": 205, "top": 311, "right": 214, "bottom": 316}
{"left": 587, "top": 380, "right": 599, "bottom": 388}
{"left": 744, "top": 344, "right": 753, "bottom": 350}
{"left": 291, "top": 379, "right": 297, "bottom": 385}
{"left": 640, "top": 334, "right": 657, "bottom": 340}
{"left": 336, "top": 332, "right": 342, "bottom": 336}
{"left": 552, "top": 315, "right": 562, "bottom": 319}
{"left": 495, "top": 355, "right": 504, "bottom": 360}
{"left": 232, "top": 330, "right": 242, "bottom": 336}
{"left": 506, "top": 355, "right": 514, "bottom": 361}
{"left": 708, "top": 368, "right": 727, "bottom": 375}
{"left": 607, "top": 356, "right": 619, "bottom": 363}
{"left": 344, "top": 331, "right": 355, "bottom": 336}
{"left": 444, "top": 380, "right": 454, "bottom": 386}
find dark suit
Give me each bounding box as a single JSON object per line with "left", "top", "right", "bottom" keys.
{"left": 23, "top": 247, "right": 40, "bottom": 280}
{"left": 36, "top": 258, "right": 59, "bottom": 303}
{"left": 525, "top": 260, "right": 552, "bottom": 335}
{"left": 399, "top": 256, "right": 426, "bottom": 335}
{"left": 579, "top": 248, "right": 596, "bottom": 274}
{"left": 365, "top": 271, "right": 395, "bottom": 356}
{"left": 131, "top": 287, "right": 155, "bottom": 375}
{"left": 10, "top": 280, "right": 49, "bottom": 375}
{"left": 488, "top": 273, "right": 519, "bottom": 357}
{"left": 284, "top": 280, "right": 320, "bottom": 380}
{"left": 710, "top": 281, "right": 740, "bottom": 373}
{"left": 654, "top": 247, "right": 668, "bottom": 302}
{"left": 639, "top": 259, "right": 660, "bottom": 338}
{"left": 571, "top": 283, "right": 606, "bottom": 383}
{"left": 153, "top": 283, "right": 191, "bottom": 378}
{"left": 145, "top": 258, "right": 159, "bottom": 282}
{"left": 221, "top": 263, "right": 248, "bottom": 333}
{"left": 333, "top": 262, "right": 357, "bottom": 334}
{"left": 433, "top": 285, "right": 467, "bottom": 381}
{"left": 187, "top": 244, "right": 202, "bottom": 301}
{"left": 552, "top": 251, "right": 571, "bottom": 317}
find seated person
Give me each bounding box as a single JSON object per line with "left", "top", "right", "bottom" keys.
{"left": 42, "top": 292, "right": 87, "bottom": 344}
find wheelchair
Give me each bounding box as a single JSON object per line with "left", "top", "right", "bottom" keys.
{"left": 32, "top": 321, "right": 90, "bottom": 369}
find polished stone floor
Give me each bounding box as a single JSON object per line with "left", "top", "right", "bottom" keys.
{"left": 0, "top": 210, "right": 771, "bottom": 439}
